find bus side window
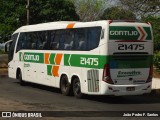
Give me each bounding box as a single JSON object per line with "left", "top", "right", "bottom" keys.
{"left": 87, "top": 27, "right": 101, "bottom": 50}
{"left": 9, "top": 33, "right": 18, "bottom": 62}
{"left": 54, "top": 30, "right": 63, "bottom": 50}
{"left": 16, "top": 33, "right": 26, "bottom": 52}
{"left": 82, "top": 28, "right": 87, "bottom": 50}
{"left": 50, "top": 31, "right": 57, "bottom": 50}
{"left": 64, "top": 30, "right": 74, "bottom": 50}
{"left": 37, "top": 31, "right": 42, "bottom": 50}
{"left": 30, "top": 32, "right": 38, "bottom": 49}
{"left": 26, "top": 33, "right": 32, "bottom": 49}
{"left": 75, "top": 28, "right": 87, "bottom": 51}
{"left": 59, "top": 34, "right": 65, "bottom": 50}
{"left": 43, "top": 31, "right": 50, "bottom": 50}
{"left": 37, "top": 31, "right": 47, "bottom": 50}
{"left": 72, "top": 31, "right": 79, "bottom": 50}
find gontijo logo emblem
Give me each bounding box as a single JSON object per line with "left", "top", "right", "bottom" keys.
{"left": 109, "top": 26, "right": 152, "bottom": 40}
{"left": 19, "top": 52, "right": 43, "bottom": 63}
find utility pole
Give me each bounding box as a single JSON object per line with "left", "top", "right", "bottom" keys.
{"left": 26, "top": 0, "right": 30, "bottom": 25}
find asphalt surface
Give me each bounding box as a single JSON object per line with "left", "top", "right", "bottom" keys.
{"left": 0, "top": 77, "right": 160, "bottom": 120}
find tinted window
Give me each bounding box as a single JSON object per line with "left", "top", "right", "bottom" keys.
{"left": 87, "top": 27, "right": 101, "bottom": 50}
{"left": 53, "top": 30, "right": 65, "bottom": 50}
{"left": 64, "top": 30, "right": 74, "bottom": 50}
{"left": 9, "top": 33, "right": 18, "bottom": 62}
{"left": 37, "top": 31, "right": 49, "bottom": 50}
{"left": 15, "top": 26, "right": 101, "bottom": 51}
{"left": 72, "top": 28, "right": 88, "bottom": 50}
{"left": 16, "top": 31, "right": 50, "bottom": 52}
{"left": 16, "top": 32, "right": 28, "bottom": 52}
{"left": 50, "top": 31, "right": 57, "bottom": 50}
{"left": 49, "top": 26, "right": 101, "bottom": 51}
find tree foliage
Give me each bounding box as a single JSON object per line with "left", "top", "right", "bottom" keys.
{"left": 143, "top": 16, "right": 160, "bottom": 51}
{"left": 0, "top": 0, "right": 79, "bottom": 43}
{"left": 0, "top": 0, "right": 26, "bottom": 42}
{"left": 71, "top": 0, "right": 108, "bottom": 21}
{"left": 30, "top": 0, "right": 79, "bottom": 24}
{"left": 120, "top": 0, "right": 160, "bottom": 18}
{"left": 101, "top": 6, "right": 136, "bottom": 20}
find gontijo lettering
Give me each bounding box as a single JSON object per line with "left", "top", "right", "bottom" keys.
{"left": 19, "top": 52, "right": 44, "bottom": 63}
{"left": 24, "top": 54, "right": 39, "bottom": 61}
{"left": 110, "top": 30, "right": 138, "bottom": 36}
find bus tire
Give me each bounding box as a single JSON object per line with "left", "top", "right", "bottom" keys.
{"left": 60, "top": 75, "right": 71, "bottom": 96}
{"left": 73, "top": 77, "right": 83, "bottom": 98}
{"left": 17, "top": 70, "right": 25, "bottom": 86}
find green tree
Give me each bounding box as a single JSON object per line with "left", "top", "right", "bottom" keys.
{"left": 143, "top": 16, "right": 160, "bottom": 51}
{"left": 30, "top": 0, "right": 79, "bottom": 24}
{"left": 120, "top": 0, "right": 160, "bottom": 18}
{"left": 0, "top": 0, "right": 79, "bottom": 43}
{"left": 71, "top": 0, "right": 108, "bottom": 21}
{"left": 101, "top": 6, "right": 136, "bottom": 20}
{"left": 0, "top": 0, "right": 26, "bottom": 42}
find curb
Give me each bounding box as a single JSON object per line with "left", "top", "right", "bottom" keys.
{"left": 152, "top": 78, "right": 160, "bottom": 95}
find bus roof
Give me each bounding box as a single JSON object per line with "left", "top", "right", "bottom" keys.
{"left": 13, "top": 20, "right": 109, "bottom": 34}
{"left": 13, "top": 20, "right": 151, "bottom": 34}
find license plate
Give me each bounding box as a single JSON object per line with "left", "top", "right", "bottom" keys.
{"left": 126, "top": 87, "right": 135, "bottom": 91}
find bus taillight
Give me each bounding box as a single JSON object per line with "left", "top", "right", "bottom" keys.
{"left": 102, "top": 64, "right": 114, "bottom": 84}
{"left": 146, "top": 66, "right": 153, "bottom": 83}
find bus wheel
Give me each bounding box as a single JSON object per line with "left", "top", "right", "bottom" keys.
{"left": 60, "top": 75, "right": 71, "bottom": 96}
{"left": 18, "top": 70, "right": 25, "bottom": 86}
{"left": 73, "top": 77, "right": 83, "bottom": 98}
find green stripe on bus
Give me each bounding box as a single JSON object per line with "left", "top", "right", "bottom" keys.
{"left": 49, "top": 54, "right": 55, "bottom": 64}
{"left": 19, "top": 52, "right": 22, "bottom": 61}
{"left": 19, "top": 52, "right": 152, "bottom": 69}
{"left": 64, "top": 54, "right": 70, "bottom": 66}
{"left": 47, "top": 65, "right": 52, "bottom": 76}
{"left": 64, "top": 54, "right": 108, "bottom": 69}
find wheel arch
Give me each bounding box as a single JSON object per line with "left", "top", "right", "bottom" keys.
{"left": 70, "top": 74, "right": 82, "bottom": 90}
{"left": 59, "top": 73, "right": 82, "bottom": 92}
{"left": 59, "top": 73, "right": 69, "bottom": 88}
{"left": 71, "top": 75, "right": 79, "bottom": 87}
{"left": 16, "top": 67, "right": 21, "bottom": 79}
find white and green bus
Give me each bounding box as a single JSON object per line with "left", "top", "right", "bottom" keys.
{"left": 6, "top": 20, "right": 153, "bottom": 97}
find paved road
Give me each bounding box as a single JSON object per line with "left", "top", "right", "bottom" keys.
{"left": 0, "top": 77, "right": 160, "bottom": 120}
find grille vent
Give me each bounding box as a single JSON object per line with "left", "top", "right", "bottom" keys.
{"left": 87, "top": 69, "right": 99, "bottom": 92}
